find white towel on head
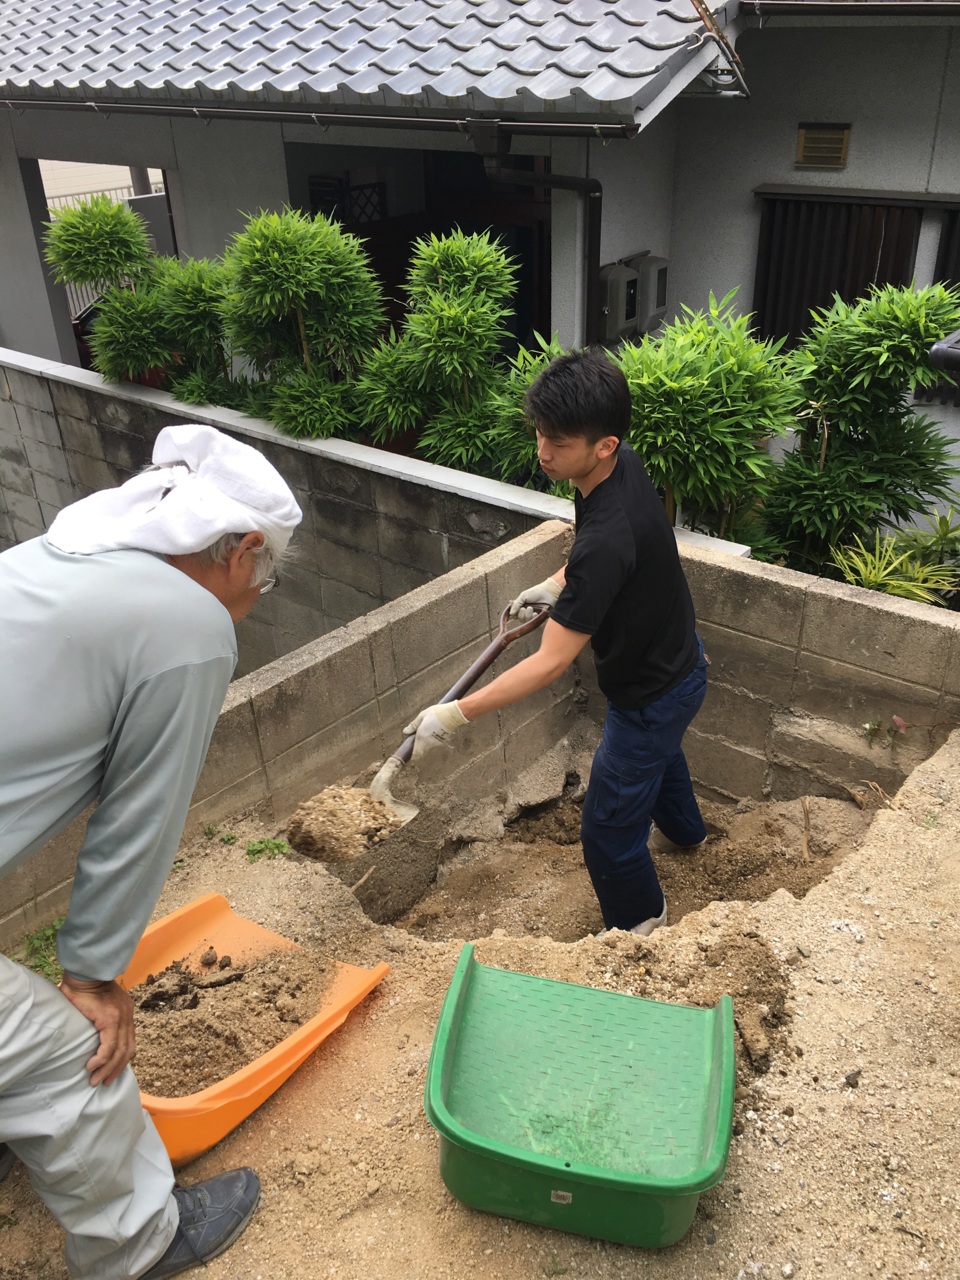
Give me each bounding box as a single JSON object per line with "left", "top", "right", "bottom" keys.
{"left": 47, "top": 424, "right": 302, "bottom": 556}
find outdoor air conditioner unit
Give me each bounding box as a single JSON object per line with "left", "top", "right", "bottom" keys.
{"left": 599, "top": 262, "right": 640, "bottom": 343}
{"left": 639, "top": 256, "right": 669, "bottom": 334}
{"left": 621, "top": 252, "right": 669, "bottom": 335}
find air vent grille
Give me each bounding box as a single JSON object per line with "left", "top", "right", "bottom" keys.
{"left": 796, "top": 124, "right": 850, "bottom": 170}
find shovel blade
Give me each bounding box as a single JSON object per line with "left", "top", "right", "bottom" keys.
{"left": 368, "top": 755, "right": 419, "bottom": 826}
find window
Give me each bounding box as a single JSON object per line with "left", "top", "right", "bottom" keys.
{"left": 753, "top": 191, "right": 924, "bottom": 345}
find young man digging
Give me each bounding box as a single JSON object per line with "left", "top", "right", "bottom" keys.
{"left": 405, "top": 348, "right": 709, "bottom": 937}
{"left": 0, "top": 424, "right": 301, "bottom": 1278}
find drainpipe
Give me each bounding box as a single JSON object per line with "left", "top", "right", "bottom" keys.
{"left": 479, "top": 143, "right": 604, "bottom": 346}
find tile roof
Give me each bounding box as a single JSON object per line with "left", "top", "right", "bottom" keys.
{"left": 0, "top": 0, "right": 734, "bottom": 118}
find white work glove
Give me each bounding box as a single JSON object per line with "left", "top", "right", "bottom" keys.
{"left": 508, "top": 576, "right": 562, "bottom": 622}
{"left": 403, "top": 701, "right": 469, "bottom": 761}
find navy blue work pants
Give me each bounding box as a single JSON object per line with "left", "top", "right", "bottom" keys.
{"left": 581, "top": 640, "right": 708, "bottom": 930}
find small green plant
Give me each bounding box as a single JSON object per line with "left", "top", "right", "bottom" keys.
{"left": 862, "top": 714, "right": 908, "bottom": 748}
{"left": 921, "top": 810, "right": 940, "bottom": 829}
{"left": 894, "top": 504, "right": 960, "bottom": 567}
{"left": 831, "top": 532, "right": 957, "bottom": 604}
{"left": 18, "top": 916, "right": 66, "bottom": 983}
{"left": 220, "top": 832, "right": 238, "bottom": 845}
{"left": 202, "top": 823, "right": 220, "bottom": 839}
{"left": 245, "top": 837, "right": 290, "bottom": 863}
{"left": 43, "top": 193, "right": 152, "bottom": 291}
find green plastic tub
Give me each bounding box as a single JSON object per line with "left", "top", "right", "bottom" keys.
{"left": 424, "top": 944, "right": 735, "bottom": 1247}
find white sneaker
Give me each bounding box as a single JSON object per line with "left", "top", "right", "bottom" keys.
{"left": 596, "top": 898, "right": 667, "bottom": 940}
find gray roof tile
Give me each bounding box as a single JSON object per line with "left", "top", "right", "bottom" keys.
{"left": 0, "top": 0, "right": 737, "bottom": 117}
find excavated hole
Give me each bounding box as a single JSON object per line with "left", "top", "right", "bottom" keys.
{"left": 283, "top": 777, "right": 883, "bottom": 1077}
{"left": 393, "top": 787, "right": 878, "bottom": 946}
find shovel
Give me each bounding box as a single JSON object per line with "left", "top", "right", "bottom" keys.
{"left": 368, "top": 603, "right": 551, "bottom": 825}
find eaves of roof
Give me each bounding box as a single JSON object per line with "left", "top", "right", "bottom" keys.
{"left": 0, "top": 0, "right": 740, "bottom": 124}
{"left": 743, "top": 0, "right": 960, "bottom": 14}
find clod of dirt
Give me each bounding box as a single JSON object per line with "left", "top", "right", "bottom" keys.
{"left": 132, "top": 948, "right": 335, "bottom": 1096}
{"left": 286, "top": 785, "right": 404, "bottom": 861}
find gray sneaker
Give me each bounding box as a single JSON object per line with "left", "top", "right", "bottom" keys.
{"left": 0, "top": 1144, "right": 16, "bottom": 1182}
{"left": 141, "top": 1168, "right": 260, "bottom": 1278}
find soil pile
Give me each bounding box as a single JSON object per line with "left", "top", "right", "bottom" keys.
{"left": 133, "top": 947, "right": 334, "bottom": 1097}
{"left": 287, "top": 786, "right": 404, "bottom": 861}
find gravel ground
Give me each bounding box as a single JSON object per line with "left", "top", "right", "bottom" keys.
{"left": 1, "top": 729, "right": 958, "bottom": 1280}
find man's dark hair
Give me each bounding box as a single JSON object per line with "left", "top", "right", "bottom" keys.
{"left": 524, "top": 347, "right": 632, "bottom": 444}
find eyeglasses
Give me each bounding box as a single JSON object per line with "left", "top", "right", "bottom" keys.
{"left": 258, "top": 574, "right": 279, "bottom": 596}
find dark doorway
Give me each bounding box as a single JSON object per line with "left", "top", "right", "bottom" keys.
{"left": 308, "top": 149, "right": 551, "bottom": 346}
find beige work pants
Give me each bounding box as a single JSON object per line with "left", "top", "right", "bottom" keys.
{"left": 0, "top": 955, "right": 177, "bottom": 1277}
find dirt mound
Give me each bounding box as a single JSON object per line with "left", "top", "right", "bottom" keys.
{"left": 286, "top": 785, "right": 404, "bottom": 861}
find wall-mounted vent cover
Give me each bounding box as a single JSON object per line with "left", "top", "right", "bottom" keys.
{"left": 795, "top": 124, "right": 850, "bottom": 169}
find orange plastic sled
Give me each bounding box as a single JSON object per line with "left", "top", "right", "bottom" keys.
{"left": 119, "top": 893, "right": 390, "bottom": 1167}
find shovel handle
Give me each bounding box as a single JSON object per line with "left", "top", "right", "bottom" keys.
{"left": 393, "top": 604, "right": 550, "bottom": 765}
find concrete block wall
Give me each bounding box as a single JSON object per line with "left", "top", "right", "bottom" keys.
{"left": 680, "top": 544, "right": 960, "bottom": 803}
{"left": 0, "top": 350, "right": 572, "bottom": 677}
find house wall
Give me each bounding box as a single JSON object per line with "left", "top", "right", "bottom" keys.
{"left": 668, "top": 23, "right": 960, "bottom": 317}
{"left": 593, "top": 113, "right": 676, "bottom": 270}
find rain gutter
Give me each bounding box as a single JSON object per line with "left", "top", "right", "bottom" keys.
{"left": 0, "top": 96, "right": 640, "bottom": 141}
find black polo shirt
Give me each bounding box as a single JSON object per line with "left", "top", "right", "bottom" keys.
{"left": 550, "top": 444, "right": 699, "bottom": 710}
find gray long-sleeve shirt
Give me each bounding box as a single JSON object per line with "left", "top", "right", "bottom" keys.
{"left": 1, "top": 538, "right": 237, "bottom": 981}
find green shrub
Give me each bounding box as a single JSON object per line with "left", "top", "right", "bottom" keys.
{"left": 155, "top": 256, "right": 230, "bottom": 380}
{"left": 417, "top": 397, "right": 502, "bottom": 475}
{"left": 222, "top": 207, "right": 384, "bottom": 380}
{"left": 355, "top": 332, "right": 434, "bottom": 446}
{"left": 43, "top": 194, "right": 152, "bottom": 290}
{"left": 616, "top": 291, "right": 796, "bottom": 535}
{"left": 268, "top": 370, "right": 357, "bottom": 440}
{"left": 87, "top": 285, "right": 173, "bottom": 384}
{"left": 764, "top": 283, "right": 960, "bottom": 573}
{"left": 485, "top": 331, "right": 569, "bottom": 490}
{"left": 405, "top": 228, "right": 517, "bottom": 306}
{"left": 358, "top": 229, "right": 516, "bottom": 463}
